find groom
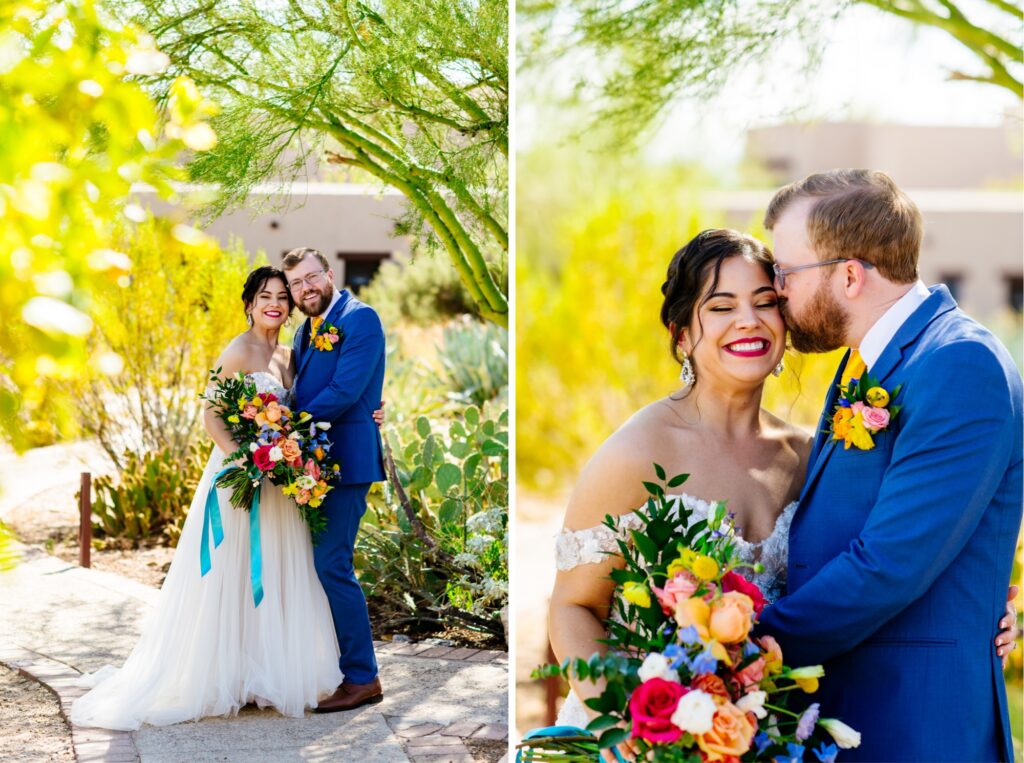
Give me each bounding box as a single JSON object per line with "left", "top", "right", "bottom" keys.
{"left": 757, "top": 170, "right": 1022, "bottom": 761}
{"left": 283, "top": 247, "right": 387, "bottom": 712}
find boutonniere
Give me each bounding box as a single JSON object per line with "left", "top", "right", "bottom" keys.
{"left": 311, "top": 321, "right": 343, "bottom": 352}
{"left": 828, "top": 374, "right": 902, "bottom": 450}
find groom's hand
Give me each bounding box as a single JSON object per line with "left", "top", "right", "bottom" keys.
{"left": 996, "top": 584, "right": 1019, "bottom": 668}
{"left": 373, "top": 400, "right": 385, "bottom": 427}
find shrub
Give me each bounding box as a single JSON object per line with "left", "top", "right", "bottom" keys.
{"left": 359, "top": 402, "right": 509, "bottom": 641}
{"left": 362, "top": 249, "right": 508, "bottom": 327}
{"left": 75, "top": 219, "right": 258, "bottom": 475}
{"left": 434, "top": 318, "right": 508, "bottom": 407}
{"left": 87, "top": 441, "right": 212, "bottom": 547}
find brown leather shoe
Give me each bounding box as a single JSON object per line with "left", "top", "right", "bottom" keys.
{"left": 313, "top": 678, "right": 383, "bottom": 713}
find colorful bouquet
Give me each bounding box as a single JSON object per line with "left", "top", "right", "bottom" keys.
{"left": 200, "top": 369, "right": 339, "bottom": 538}
{"left": 523, "top": 468, "right": 861, "bottom": 762}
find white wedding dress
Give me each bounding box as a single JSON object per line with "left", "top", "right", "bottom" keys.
{"left": 553, "top": 493, "right": 797, "bottom": 728}
{"left": 71, "top": 373, "right": 343, "bottom": 730}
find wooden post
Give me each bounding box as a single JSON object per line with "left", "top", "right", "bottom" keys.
{"left": 79, "top": 472, "right": 91, "bottom": 568}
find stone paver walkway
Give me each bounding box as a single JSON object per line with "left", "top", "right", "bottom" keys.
{"left": 0, "top": 546, "right": 508, "bottom": 762}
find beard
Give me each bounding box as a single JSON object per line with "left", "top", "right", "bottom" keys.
{"left": 296, "top": 282, "right": 334, "bottom": 317}
{"left": 781, "top": 281, "right": 849, "bottom": 354}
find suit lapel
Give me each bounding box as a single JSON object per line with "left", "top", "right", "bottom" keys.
{"left": 798, "top": 286, "right": 957, "bottom": 503}
{"left": 799, "top": 352, "right": 848, "bottom": 503}
{"left": 294, "top": 290, "right": 351, "bottom": 381}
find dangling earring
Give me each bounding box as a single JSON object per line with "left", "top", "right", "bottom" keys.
{"left": 679, "top": 354, "right": 695, "bottom": 387}
{"left": 246, "top": 312, "right": 253, "bottom": 327}
{"left": 772, "top": 358, "right": 785, "bottom": 377}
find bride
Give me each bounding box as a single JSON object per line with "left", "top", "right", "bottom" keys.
{"left": 72, "top": 265, "right": 382, "bottom": 730}
{"left": 548, "top": 230, "right": 1017, "bottom": 761}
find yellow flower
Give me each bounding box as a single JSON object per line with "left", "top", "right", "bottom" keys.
{"left": 622, "top": 581, "right": 652, "bottom": 609}
{"left": 846, "top": 413, "right": 875, "bottom": 450}
{"left": 692, "top": 554, "right": 719, "bottom": 581}
{"left": 238, "top": 398, "right": 248, "bottom": 410}
{"left": 252, "top": 396, "right": 263, "bottom": 408}
{"left": 314, "top": 447, "right": 325, "bottom": 461}
{"left": 667, "top": 547, "right": 697, "bottom": 577}
{"left": 708, "top": 640, "right": 732, "bottom": 666}
{"left": 674, "top": 597, "right": 711, "bottom": 640}
{"left": 795, "top": 677, "right": 819, "bottom": 693}
{"left": 332, "top": 464, "right": 340, "bottom": 472}
{"left": 227, "top": 415, "right": 240, "bottom": 424}
{"left": 282, "top": 483, "right": 298, "bottom": 496}
{"left": 309, "top": 499, "right": 322, "bottom": 508}
{"left": 865, "top": 387, "right": 889, "bottom": 407}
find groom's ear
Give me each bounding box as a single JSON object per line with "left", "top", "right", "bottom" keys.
{"left": 841, "top": 260, "right": 869, "bottom": 298}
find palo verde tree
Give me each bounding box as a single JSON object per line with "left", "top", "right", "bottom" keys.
{"left": 106, "top": 0, "right": 509, "bottom": 326}
{"left": 520, "top": 0, "right": 1022, "bottom": 139}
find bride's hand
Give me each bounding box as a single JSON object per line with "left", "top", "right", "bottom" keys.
{"left": 373, "top": 400, "right": 385, "bottom": 427}
{"left": 995, "top": 584, "right": 1019, "bottom": 668}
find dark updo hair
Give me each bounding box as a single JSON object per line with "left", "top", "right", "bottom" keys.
{"left": 660, "top": 229, "right": 775, "bottom": 368}
{"left": 241, "top": 265, "right": 295, "bottom": 321}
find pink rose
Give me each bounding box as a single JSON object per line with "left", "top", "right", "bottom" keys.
{"left": 851, "top": 401, "right": 866, "bottom": 415}
{"left": 241, "top": 405, "right": 258, "bottom": 420}
{"left": 629, "top": 678, "right": 688, "bottom": 744}
{"left": 721, "top": 571, "right": 766, "bottom": 616}
{"left": 253, "top": 445, "right": 277, "bottom": 471}
{"left": 861, "top": 406, "right": 890, "bottom": 432}
{"left": 327, "top": 333, "right": 339, "bottom": 343}
{"left": 733, "top": 657, "right": 765, "bottom": 694}
{"left": 295, "top": 489, "right": 311, "bottom": 505}
{"left": 304, "top": 458, "right": 321, "bottom": 481}
{"left": 652, "top": 572, "right": 700, "bottom": 614}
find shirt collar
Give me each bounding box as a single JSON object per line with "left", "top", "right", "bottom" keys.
{"left": 857, "top": 280, "right": 930, "bottom": 369}
{"left": 317, "top": 290, "right": 342, "bottom": 322}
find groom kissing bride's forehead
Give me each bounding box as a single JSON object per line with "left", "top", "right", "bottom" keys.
{"left": 758, "top": 169, "right": 1022, "bottom": 762}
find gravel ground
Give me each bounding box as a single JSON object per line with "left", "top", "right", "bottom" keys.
{"left": 0, "top": 666, "right": 75, "bottom": 763}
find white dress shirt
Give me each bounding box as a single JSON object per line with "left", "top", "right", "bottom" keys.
{"left": 317, "top": 289, "right": 341, "bottom": 322}
{"left": 857, "top": 280, "right": 931, "bottom": 370}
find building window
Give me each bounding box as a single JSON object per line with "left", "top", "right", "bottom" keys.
{"left": 338, "top": 252, "right": 389, "bottom": 293}
{"left": 939, "top": 273, "right": 963, "bottom": 303}
{"left": 1007, "top": 275, "right": 1023, "bottom": 313}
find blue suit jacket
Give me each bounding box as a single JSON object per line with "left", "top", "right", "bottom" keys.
{"left": 758, "top": 286, "right": 1022, "bottom": 762}
{"left": 291, "top": 290, "right": 386, "bottom": 486}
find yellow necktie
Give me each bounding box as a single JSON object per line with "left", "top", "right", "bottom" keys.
{"left": 309, "top": 317, "right": 323, "bottom": 346}
{"left": 840, "top": 349, "right": 866, "bottom": 387}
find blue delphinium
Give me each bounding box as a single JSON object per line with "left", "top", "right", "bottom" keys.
{"left": 812, "top": 742, "right": 839, "bottom": 763}
{"left": 775, "top": 742, "right": 805, "bottom": 763}
{"left": 753, "top": 731, "right": 772, "bottom": 754}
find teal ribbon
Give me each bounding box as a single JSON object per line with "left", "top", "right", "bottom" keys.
{"left": 249, "top": 485, "right": 263, "bottom": 607}
{"left": 200, "top": 467, "right": 230, "bottom": 577}
{"left": 200, "top": 467, "right": 263, "bottom": 609}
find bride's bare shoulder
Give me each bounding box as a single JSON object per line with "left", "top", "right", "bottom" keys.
{"left": 562, "top": 403, "right": 677, "bottom": 531}
{"left": 212, "top": 335, "right": 253, "bottom": 378}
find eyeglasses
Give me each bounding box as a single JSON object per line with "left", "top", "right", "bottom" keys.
{"left": 287, "top": 271, "right": 328, "bottom": 292}
{"left": 772, "top": 259, "right": 874, "bottom": 290}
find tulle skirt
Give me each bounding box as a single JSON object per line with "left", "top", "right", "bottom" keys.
{"left": 70, "top": 448, "right": 343, "bottom": 730}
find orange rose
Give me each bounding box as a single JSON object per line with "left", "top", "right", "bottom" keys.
{"left": 690, "top": 674, "right": 730, "bottom": 705}
{"left": 695, "top": 701, "right": 754, "bottom": 761}
{"left": 264, "top": 402, "right": 283, "bottom": 423}
{"left": 279, "top": 438, "right": 302, "bottom": 464}
{"left": 708, "top": 592, "right": 754, "bottom": 644}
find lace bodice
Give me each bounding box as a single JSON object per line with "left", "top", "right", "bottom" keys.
{"left": 554, "top": 494, "right": 797, "bottom": 603}
{"left": 246, "top": 371, "right": 292, "bottom": 404}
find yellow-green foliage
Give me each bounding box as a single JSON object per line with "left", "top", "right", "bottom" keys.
{"left": 516, "top": 154, "right": 845, "bottom": 492}
{"left": 0, "top": 1, "right": 219, "bottom": 452}
{"left": 78, "top": 220, "right": 261, "bottom": 473}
